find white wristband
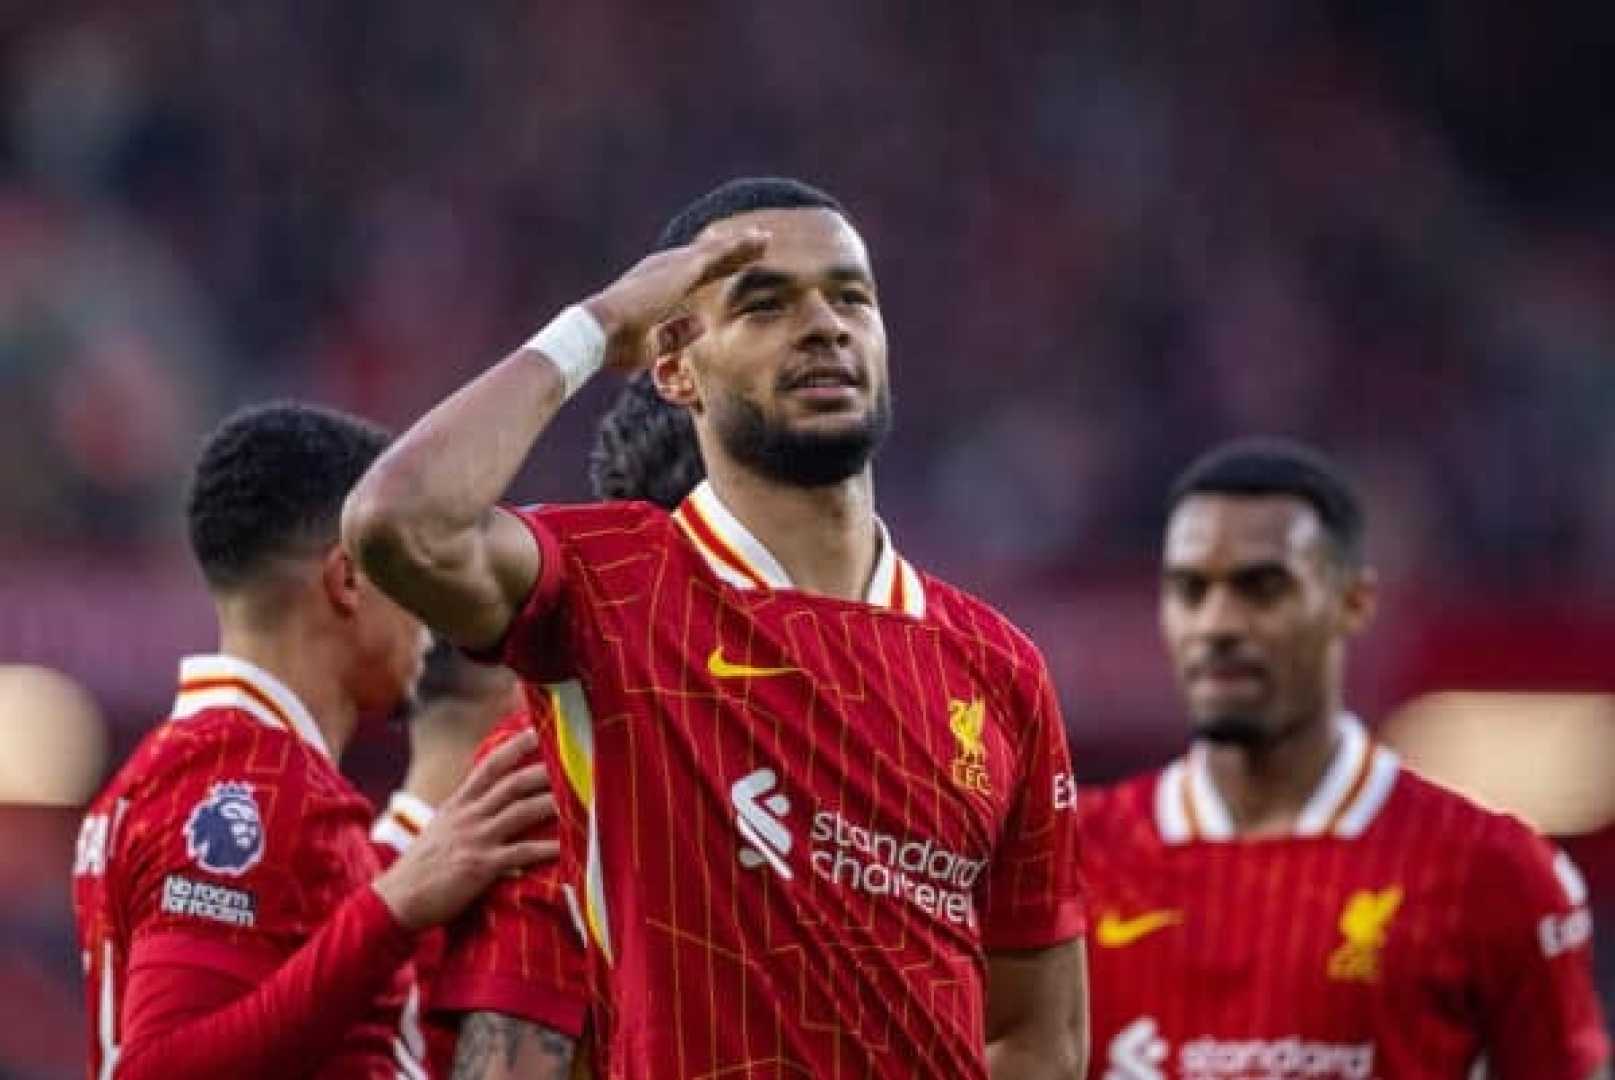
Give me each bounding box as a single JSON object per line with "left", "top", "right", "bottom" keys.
{"left": 524, "top": 305, "right": 607, "bottom": 399}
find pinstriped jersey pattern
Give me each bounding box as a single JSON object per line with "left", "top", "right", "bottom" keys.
{"left": 486, "top": 497, "right": 1084, "bottom": 1080}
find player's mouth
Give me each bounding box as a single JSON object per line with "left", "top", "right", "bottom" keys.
{"left": 781, "top": 363, "right": 864, "bottom": 405}
{"left": 1190, "top": 658, "right": 1268, "bottom": 690}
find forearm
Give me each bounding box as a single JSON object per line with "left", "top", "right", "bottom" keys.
{"left": 452, "top": 1011, "right": 577, "bottom": 1080}
{"left": 985, "top": 940, "right": 1089, "bottom": 1080}
{"left": 987, "top": 1030, "right": 1086, "bottom": 1080}
{"left": 118, "top": 886, "right": 417, "bottom": 1080}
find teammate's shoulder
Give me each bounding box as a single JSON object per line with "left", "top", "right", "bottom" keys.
{"left": 1078, "top": 770, "right": 1161, "bottom": 828}
{"left": 1388, "top": 762, "right": 1548, "bottom": 852}
{"left": 112, "top": 706, "right": 283, "bottom": 786}
{"left": 474, "top": 707, "right": 542, "bottom": 759}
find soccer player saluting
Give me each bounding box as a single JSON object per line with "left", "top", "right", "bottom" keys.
{"left": 1080, "top": 438, "right": 1610, "bottom": 1080}
{"left": 346, "top": 178, "right": 1089, "bottom": 1079}
{"left": 72, "top": 403, "right": 555, "bottom": 1079}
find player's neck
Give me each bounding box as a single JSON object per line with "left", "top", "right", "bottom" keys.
{"left": 400, "top": 704, "right": 484, "bottom": 807}
{"left": 215, "top": 620, "right": 360, "bottom": 761}
{"left": 1202, "top": 711, "right": 1342, "bottom": 838}
{"left": 704, "top": 460, "right": 881, "bottom": 603}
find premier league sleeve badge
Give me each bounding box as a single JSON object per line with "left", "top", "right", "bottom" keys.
{"left": 184, "top": 781, "right": 267, "bottom": 876}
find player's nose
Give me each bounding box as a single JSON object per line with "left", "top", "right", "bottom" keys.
{"left": 794, "top": 289, "right": 852, "bottom": 351}
{"left": 1193, "top": 583, "right": 1251, "bottom": 638}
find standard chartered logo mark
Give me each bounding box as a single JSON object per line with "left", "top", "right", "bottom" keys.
{"left": 732, "top": 768, "right": 794, "bottom": 880}
{"left": 1105, "top": 1017, "right": 1167, "bottom": 1080}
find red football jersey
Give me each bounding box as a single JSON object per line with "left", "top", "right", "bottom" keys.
{"left": 72, "top": 655, "right": 425, "bottom": 1079}
{"left": 478, "top": 481, "right": 1084, "bottom": 1079}
{"left": 431, "top": 710, "right": 592, "bottom": 1049}
{"left": 373, "top": 791, "right": 453, "bottom": 1078}
{"left": 1080, "top": 715, "right": 1610, "bottom": 1080}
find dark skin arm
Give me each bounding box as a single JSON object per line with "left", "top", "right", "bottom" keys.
{"left": 451, "top": 1012, "right": 577, "bottom": 1080}
{"left": 985, "top": 938, "right": 1089, "bottom": 1079}
{"left": 342, "top": 230, "right": 767, "bottom": 651}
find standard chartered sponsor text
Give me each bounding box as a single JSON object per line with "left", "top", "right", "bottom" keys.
{"left": 1180, "top": 1035, "right": 1374, "bottom": 1080}
{"left": 809, "top": 810, "right": 985, "bottom": 927}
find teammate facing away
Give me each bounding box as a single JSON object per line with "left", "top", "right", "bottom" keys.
{"left": 346, "top": 177, "right": 1089, "bottom": 1079}
{"left": 72, "top": 402, "right": 556, "bottom": 1080}
{"left": 1080, "top": 439, "right": 1610, "bottom": 1080}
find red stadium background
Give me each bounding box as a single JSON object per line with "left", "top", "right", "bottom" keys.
{"left": 3, "top": 2, "right": 1615, "bottom": 1075}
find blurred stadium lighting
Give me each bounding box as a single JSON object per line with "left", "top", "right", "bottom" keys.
{"left": 0, "top": 665, "right": 108, "bottom": 805}
{"left": 1383, "top": 693, "right": 1615, "bottom": 836}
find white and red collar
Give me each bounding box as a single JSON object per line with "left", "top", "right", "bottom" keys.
{"left": 671, "top": 480, "right": 926, "bottom": 618}
{"left": 370, "top": 791, "right": 436, "bottom": 855}
{"left": 1154, "top": 714, "right": 1399, "bottom": 844}
{"left": 171, "top": 654, "right": 332, "bottom": 760}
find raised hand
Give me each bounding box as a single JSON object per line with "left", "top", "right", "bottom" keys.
{"left": 583, "top": 227, "right": 769, "bottom": 372}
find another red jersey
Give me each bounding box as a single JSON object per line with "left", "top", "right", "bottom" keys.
{"left": 474, "top": 481, "right": 1084, "bottom": 1079}
{"left": 72, "top": 655, "right": 425, "bottom": 1079}
{"left": 431, "top": 711, "right": 592, "bottom": 1050}
{"left": 373, "top": 791, "right": 453, "bottom": 1078}
{"left": 1080, "top": 715, "right": 1610, "bottom": 1080}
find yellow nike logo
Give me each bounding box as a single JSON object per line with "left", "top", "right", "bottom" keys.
{"left": 707, "top": 647, "right": 795, "bottom": 680}
{"left": 1096, "top": 909, "right": 1182, "bottom": 948}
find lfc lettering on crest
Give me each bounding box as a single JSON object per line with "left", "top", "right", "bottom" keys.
{"left": 949, "top": 698, "right": 991, "bottom": 794}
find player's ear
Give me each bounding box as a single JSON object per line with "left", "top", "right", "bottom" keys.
{"left": 1338, "top": 564, "right": 1378, "bottom": 636}
{"left": 652, "top": 326, "right": 701, "bottom": 412}
{"left": 321, "top": 545, "right": 362, "bottom": 618}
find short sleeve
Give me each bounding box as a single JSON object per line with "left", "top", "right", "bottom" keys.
{"left": 121, "top": 732, "right": 344, "bottom": 985}
{"left": 466, "top": 505, "right": 572, "bottom": 683}
{"left": 1468, "top": 822, "right": 1610, "bottom": 1079}
{"left": 429, "top": 714, "right": 591, "bottom": 1038}
{"left": 977, "top": 655, "right": 1086, "bottom": 951}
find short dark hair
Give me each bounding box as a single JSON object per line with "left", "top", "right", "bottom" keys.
{"left": 1167, "top": 437, "right": 1366, "bottom": 567}
{"left": 186, "top": 401, "right": 389, "bottom": 590}
{"left": 655, "top": 176, "right": 846, "bottom": 251}
{"left": 588, "top": 372, "right": 705, "bottom": 509}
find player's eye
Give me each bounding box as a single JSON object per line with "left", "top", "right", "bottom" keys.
{"left": 837, "top": 288, "right": 872, "bottom": 306}
{"left": 739, "top": 295, "right": 784, "bottom": 316}
{"left": 1234, "top": 568, "right": 1292, "bottom": 604}
{"left": 1165, "top": 574, "right": 1206, "bottom": 607}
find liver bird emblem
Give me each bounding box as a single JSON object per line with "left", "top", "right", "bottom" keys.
{"left": 949, "top": 698, "right": 991, "bottom": 794}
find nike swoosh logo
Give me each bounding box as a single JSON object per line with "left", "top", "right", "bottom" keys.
{"left": 707, "top": 647, "right": 795, "bottom": 680}
{"left": 1096, "top": 909, "right": 1182, "bottom": 948}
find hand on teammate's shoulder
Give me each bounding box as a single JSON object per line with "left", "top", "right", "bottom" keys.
{"left": 373, "top": 728, "right": 557, "bottom": 931}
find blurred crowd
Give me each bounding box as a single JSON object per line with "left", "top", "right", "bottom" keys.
{"left": 3, "top": 3, "right": 1615, "bottom": 1075}
{"left": 3, "top": 2, "right": 1614, "bottom": 586}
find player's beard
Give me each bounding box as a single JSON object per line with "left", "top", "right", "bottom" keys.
{"left": 1192, "top": 713, "right": 1273, "bottom": 749}
{"left": 711, "top": 384, "right": 892, "bottom": 488}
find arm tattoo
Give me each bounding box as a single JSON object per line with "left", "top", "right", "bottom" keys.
{"left": 452, "top": 1011, "right": 577, "bottom": 1080}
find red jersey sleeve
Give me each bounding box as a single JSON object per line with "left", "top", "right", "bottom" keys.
{"left": 977, "top": 654, "right": 1086, "bottom": 951}
{"left": 1468, "top": 818, "right": 1610, "bottom": 1079}
{"left": 118, "top": 886, "right": 416, "bottom": 1080}
{"left": 121, "top": 724, "right": 357, "bottom": 979}
{"left": 110, "top": 723, "right": 418, "bottom": 1077}
{"left": 471, "top": 504, "right": 572, "bottom": 683}
{"left": 431, "top": 713, "right": 591, "bottom": 1038}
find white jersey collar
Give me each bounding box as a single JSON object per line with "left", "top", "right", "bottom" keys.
{"left": 672, "top": 480, "right": 925, "bottom": 618}
{"left": 172, "top": 654, "right": 333, "bottom": 761}
{"left": 1154, "top": 714, "right": 1399, "bottom": 844}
